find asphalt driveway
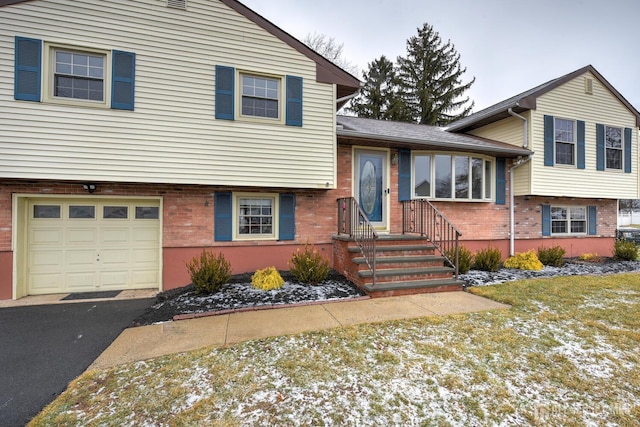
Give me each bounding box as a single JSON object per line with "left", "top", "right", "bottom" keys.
{"left": 0, "top": 298, "right": 154, "bottom": 427}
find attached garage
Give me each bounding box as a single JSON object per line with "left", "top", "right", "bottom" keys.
{"left": 15, "top": 196, "right": 162, "bottom": 296}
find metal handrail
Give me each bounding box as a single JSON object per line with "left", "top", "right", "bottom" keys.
{"left": 402, "top": 199, "right": 462, "bottom": 279}
{"left": 337, "top": 197, "right": 379, "bottom": 286}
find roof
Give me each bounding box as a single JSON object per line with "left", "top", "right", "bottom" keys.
{"left": 1, "top": 0, "right": 361, "bottom": 104}
{"left": 337, "top": 115, "right": 532, "bottom": 158}
{"left": 447, "top": 65, "right": 640, "bottom": 132}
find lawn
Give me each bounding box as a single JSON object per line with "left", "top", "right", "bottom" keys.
{"left": 31, "top": 274, "right": 640, "bottom": 426}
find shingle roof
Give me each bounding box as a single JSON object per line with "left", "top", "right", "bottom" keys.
{"left": 337, "top": 115, "right": 531, "bottom": 158}
{"left": 447, "top": 65, "right": 640, "bottom": 132}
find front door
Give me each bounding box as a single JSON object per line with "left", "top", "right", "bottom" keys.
{"left": 355, "top": 149, "right": 387, "bottom": 229}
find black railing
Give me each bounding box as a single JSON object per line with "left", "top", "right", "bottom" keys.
{"left": 402, "top": 199, "right": 462, "bottom": 279}
{"left": 337, "top": 197, "right": 378, "bottom": 286}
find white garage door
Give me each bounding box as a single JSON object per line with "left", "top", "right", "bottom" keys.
{"left": 27, "top": 198, "right": 160, "bottom": 295}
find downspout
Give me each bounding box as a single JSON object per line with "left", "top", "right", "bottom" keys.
{"left": 508, "top": 107, "right": 530, "bottom": 256}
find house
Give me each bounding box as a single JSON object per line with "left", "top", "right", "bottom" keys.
{"left": 0, "top": 0, "right": 360, "bottom": 300}
{"left": 1, "top": 1, "right": 638, "bottom": 301}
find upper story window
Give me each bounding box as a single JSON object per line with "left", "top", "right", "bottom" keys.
{"left": 14, "top": 36, "right": 135, "bottom": 110}
{"left": 241, "top": 74, "right": 280, "bottom": 119}
{"left": 53, "top": 49, "right": 105, "bottom": 102}
{"left": 605, "top": 125, "right": 623, "bottom": 170}
{"left": 554, "top": 118, "right": 575, "bottom": 165}
{"left": 413, "top": 153, "right": 493, "bottom": 201}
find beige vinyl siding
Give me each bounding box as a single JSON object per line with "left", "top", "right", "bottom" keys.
{"left": 468, "top": 115, "right": 527, "bottom": 147}
{"left": 530, "top": 71, "right": 638, "bottom": 199}
{"left": 0, "top": 0, "right": 337, "bottom": 189}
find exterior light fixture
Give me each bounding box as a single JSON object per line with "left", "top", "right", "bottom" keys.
{"left": 82, "top": 183, "right": 97, "bottom": 193}
{"left": 391, "top": 153, "right": 399, "bottom": 165}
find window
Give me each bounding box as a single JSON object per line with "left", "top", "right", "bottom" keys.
{"left": 554, "top": 118, "right": 575, "bottom": 165}
{"left": 241, "top": 74, "right": 280, "bottom": 119}
{"left": 103, "top": 206, "right": 128, "bottom": 219}
{"left": 413, "top": 153, "right": 493, "bottom": 201}
{"left": 135, "top": 206, "right": 159, "bottom": 219}
{"left": 53, "top": 50, "right": 105, "bottom": 101}
{"left": 33, "top": 205, "right": 61, "bottom": 219}
{"left": 69, "top": 205, "right": 95, "bottom": 219}
{"left": 605, "top": 125, "right": 623, "bottom": 170}
{"left": 237, "top": 195, "right": 275, "bottom": 238}
{"left": 551, "top": 206, "right": 586, "bottom": 235}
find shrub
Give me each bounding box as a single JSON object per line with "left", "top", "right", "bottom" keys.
{"left": 251, "top": 267, "right": 285, "bottom": 291}
{"left": 288, "top": 243, "right": 331, "bottom": 285}
{"left": 444, "top": 246, "right": 473, "bottom": 274}
{"left": 579, "top": 253, "right": 603, "bottom": 262}
{"left": 472, "top": 247, "right": 502, "bottom": 272}
{"left": 614, "top": 240, "right": 638, "bottom": 261}
{"left": 503, "top": 250, "right": 544, "bottom": 271}
{"left": 537, "top": 245, "right": 566, "bottom": 267}
{"left": 186, "top": 250, "right": 231, "bottom": 294}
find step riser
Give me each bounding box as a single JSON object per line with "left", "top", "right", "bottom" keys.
{"left": 366, "top": 284, "right": 463, "bottom": 298}
{"left": 361, "top": 272, "right": 454, "bottom": 285}
{"left": 356, "top": 260, "right": 446, "bottom": 271}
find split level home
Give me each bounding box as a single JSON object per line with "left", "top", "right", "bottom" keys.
{"left": 1, "top": 0, "right": 639, "bottom": 300}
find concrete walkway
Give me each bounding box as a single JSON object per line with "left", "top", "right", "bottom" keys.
{"left": 90, "top": 291, "right": 509, "bottom": 370}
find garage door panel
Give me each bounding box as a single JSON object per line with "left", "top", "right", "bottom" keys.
{"left": 99, "top": 271, "right": 128, "bottom": 289}
{"left": 132, "top": 270, "right": 159, "bottom": 287}
{"left": 66, "top": 228, "right": 99, "bottom": 244}
{"left": 133, "top": 248, "right": 158, "bottom": 264}
{"left": 30, "top": 250, "right": 63, "bottom": 268}
{"left": 66, "top": 272, "right": 98, "bottom": 291}
{"left": 101, "top": 228, "right": 130, "bottom": 245}
{"left": 66, "top": 250, "right": 96, "bottom": 267}
{"left": 30, "top": 228, "right": 63, "bottom": 245}
{"left": 132, "top": 227, "right": 160, "bottom": 244}
{"left": 100, "top": 249, "right": 130, "bottom": 265}
{"left": 29, "top": 273, "right": 62, "bottom": 292}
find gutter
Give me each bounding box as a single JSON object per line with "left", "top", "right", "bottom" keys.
{"left": 507, "top": 107, "right": 531, "bottom": 255}
{"left": 507, "top": 107, "right": 528, "bottom": 148}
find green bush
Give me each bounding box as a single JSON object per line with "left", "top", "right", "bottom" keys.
{"left": 444, "top": 246, "right": 473, "bottom": 274}
{"left": 614, "top": 240, "right": 638, "bottom": 261}
{"left": 251, "top": 267, "right": 285, "bottom": 291}
{"left": 503, "top": 250, "right": 544, "bottom": 271}
{"left": 473, "top": 247, "right": 502, "bottom": 272}
{"left": 537, "top": 245, "right": 566, "bottom": 267}
{"left": 288, "top": 243, "right": 330, "bottom": 285}
{"left": 186, "top": 250, "right": 232, "bottom": 294}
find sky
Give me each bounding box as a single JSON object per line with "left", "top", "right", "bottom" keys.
{"left": 241, "top": 0, "right": 640, "bottom": 113}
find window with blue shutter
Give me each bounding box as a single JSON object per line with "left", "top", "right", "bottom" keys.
{"left": 577, "top": 120, "right": 585, "bottom": 169}
{"left": 624, "top": 128, "right": 632, "bottom": 173}
{"left": 495, "top": 158, "right": 506, "bottom": 205}
{"left": 111, "top": 50, "right": 135, "bottom": 110}
{"left": 596, "top": 124, "right": 605, "bottom": 171}
{"left": 214, "top": 192, "right": 232, "bottom": 242}
{"left": 14, "top": 36, "right": 42, "bottom": 102}
{"left": 542, "top": 205, "right": 551, "bottom": 236}
{"left": 285, "top": 75, "right": 303, "bottom": 127}
{"left": 215, "top": 65, "right": 235, "bottom": 120}
{"left": 279, "top": 193, "right": 296, "bottom": 240}
{"left": 588, "top": 206, "right": 597, "bottom": 235}
{"left": 543, "top": 115, "right": 554, "bottom": 166}
{"left": 398, "top": 150, "right": 411, "bottom": 201}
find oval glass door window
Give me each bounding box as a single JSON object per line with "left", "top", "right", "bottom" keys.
{"left": 360, "top": 160, "right": 377, "bottom": 215}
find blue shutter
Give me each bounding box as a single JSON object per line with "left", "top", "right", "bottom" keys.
{"left": 596, "top": 124, "right": 605, "bottom": 171}
{"left": 542, "top": 205, "right": 551, "bottom": 237}
{"left": 111, "top": 50, "right": 135, "bottom": 110}
{"left": 577, "top": 120, "right": 585, "bottom": 169}
{"left": 588, "top": 206, "right": 597, "bottom": 235}
{"left": 14, "top": 36, "right": 41, "bottom": 102}
{"left": 279, "top": 193, "right": 296, "bottom": 240}
{"left": 495, "top": 157, "right": 506, "bottom": 205}
{"left": 624, "top": 127, "right": 632, "bottom": 173}
{"left": 285, "top": 75, "right": 303, "bottom": 127}
{"left": 215, "top": 65, "right": 235, "bottom": 120}
{"left": 214, "top": 192, "right": 232, "bottom": 242}
{"left": 398, "top": 150, "right": 411, "bottom": 201}
{"left": 543, "top": 115, "right": 554, "bottom": 166}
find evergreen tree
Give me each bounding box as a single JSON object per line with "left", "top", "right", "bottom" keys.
{"left": 348, "top": 55, "right": 410, "bottom": 120}
{"left": 396, "top": 22, "right": 475, "bottom": 126}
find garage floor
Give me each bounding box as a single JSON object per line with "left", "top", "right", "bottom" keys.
{"left": 0, "top": 289, "right": 157, "bottom": 308}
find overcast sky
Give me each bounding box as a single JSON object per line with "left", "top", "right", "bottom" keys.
{"left": 241, "top": 0, "right": 640, "bottom": 113}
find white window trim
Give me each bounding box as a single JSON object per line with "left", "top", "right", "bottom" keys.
{"left": 236, "top": 70, "right": 284, "bottom": 124}
{"left": 411, "top": 152, "right": 494, "bottom": 202}
{"left": 42, "top": 42, "right": 112, "bottom": 108}
{"left": 233, "top": 192, "right": 279, "bottom": 241}
{"left": 604, "top": 125, "right": 623, "bottom": 171}
{"left": 551, "top": 205, "right": 587, "bottom": 236}
{"left": 553, "top": 117, "right": 576, "bottom": 167}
